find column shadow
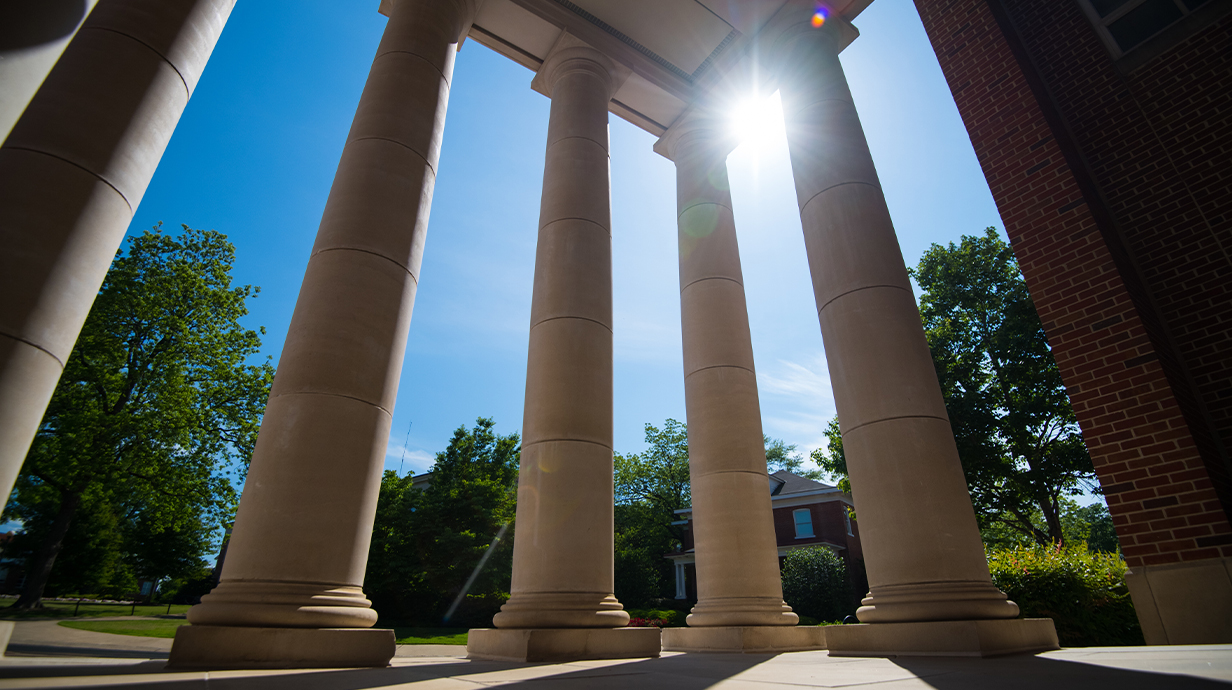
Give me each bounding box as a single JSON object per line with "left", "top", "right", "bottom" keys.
{"left": 891, "top": 652, "right": 1231, "bottom": 690}
{"left": 0, "top": 652, "right": 775, "bottom": 689}
{"left": 0, "top": 0, "right": 89, "bottom": 51}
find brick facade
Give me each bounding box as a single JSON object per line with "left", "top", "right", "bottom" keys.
{"left": 770, "top": 502, "right": 864, "bottom": 561}
{"left": 910, "top": 0, "right": 1232, "bottom": 568}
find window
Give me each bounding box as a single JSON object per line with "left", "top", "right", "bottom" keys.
{"left": 1078, "top": 0, "right": 1212, "bottom": 58}
{"left": 845, "top": 511, "right": 854, "bottom": 537}
{"left": 793, "top": 509, "right": 814, "bottom": 538}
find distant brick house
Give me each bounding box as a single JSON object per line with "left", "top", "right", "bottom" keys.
{"left": 666, "top": 471, "right": 862, "bottom": 600}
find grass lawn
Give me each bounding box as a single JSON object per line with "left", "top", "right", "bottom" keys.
{"left": 56, "top": 619, "right": 468, "bottom": 645}
{"left": 59, "top": 619, "right": 187, "bottom": 638}
{"left": 0, "top": 598, "right": 192, "bottom": 620}
{"left": 392, "top": 627, "right": 469, "bottom": 645}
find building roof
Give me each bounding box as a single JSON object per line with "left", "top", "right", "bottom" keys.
{"left": 769, "top": 470, "right": 836, "bottom": 496}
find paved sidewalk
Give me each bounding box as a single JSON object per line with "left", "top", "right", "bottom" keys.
{"left": 3, "top": 618, "right": 468, "bottom": 660}
{"left": 6, "top": 618, "right": 173, "bottom": 659}
{"left": 0, "top": 644, "right": 1227, "bottom": 689}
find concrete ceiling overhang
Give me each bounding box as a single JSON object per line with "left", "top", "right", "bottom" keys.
{"left": 379, "top": 0, "right": 874, "bottom": 136}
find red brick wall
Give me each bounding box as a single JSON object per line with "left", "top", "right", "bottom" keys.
{"left": 771, "top": 501, "right": 860, "bottom": 557}
{"left": 910, "top": 0, "right": 1232, "bottom": 567}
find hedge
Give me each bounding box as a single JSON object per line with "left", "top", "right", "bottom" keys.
{"left": 988, "top": 542, "right": 1143, "bottom": 647}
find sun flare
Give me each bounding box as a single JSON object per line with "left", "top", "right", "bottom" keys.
{"left": 730, "top": 91, "right": 786, "bottom": 152}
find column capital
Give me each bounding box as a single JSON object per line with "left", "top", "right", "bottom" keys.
{"left": 531, "top": 31, "right": 629, "bottom": 99}
{"left": 755, "top": 1, "right": 861, "bottom": 71}
{"left": 653, "top": 108, "right": 738, "bottom": 163}
{"left": 379, "top": 0, "right": 482, "bottom": 39}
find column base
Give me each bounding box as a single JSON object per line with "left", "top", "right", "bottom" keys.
{"left": 824, "top": 619, "right": 1059, "bottom": 657}
{"left": 466, "top": 627, "right": 661, "bottom": 662}
{"left": 1125, "top": 556, "right": 1232, "bottom": 645}
{"left": 662, "top": 625, "right": 826, "bottom": 653}
{"left": 0, "top": 620, "right": 13, "bottom": 657}
{"left": 168, "top": 625, "right": 395, "bottom": 669}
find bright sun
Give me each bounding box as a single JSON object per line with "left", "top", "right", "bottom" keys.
{"left": 730, "top": 90, "right": 786, "bottom": 152}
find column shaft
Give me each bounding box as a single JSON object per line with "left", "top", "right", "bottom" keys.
{"left": 187, "top": 0, "right": 475, "bottom": 629}
{"left": 493, "top": 45, "right": 628, "bottom": 629}
{"left": 669, "top": 124, "right": 796, "bottom": 628}
{"left": 0, "top": 0, "right": 234, "bottom": 516}
{"left": 776, "top": 21, "right": 1018, "bottom": 623}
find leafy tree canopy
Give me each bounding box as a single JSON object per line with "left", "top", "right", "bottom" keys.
{"left": 911, "top": 228, "right": 1096, "bottom": 545}
{"left": 365, "top": 417, "right": 519, "bottom": 626}
{"left": 613, "top": 420, "right": 691, "bottom": 606}
{"left": 5, "top": 225, "right": 273, "bottom": 608}
{"left": 765, "top": 436, "right": 824, "bottom": 480}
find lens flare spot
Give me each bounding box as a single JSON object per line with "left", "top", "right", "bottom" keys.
{"left": 811, "top": 12, "right": 825, "bottom": 27}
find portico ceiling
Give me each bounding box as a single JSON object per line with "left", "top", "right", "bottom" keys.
{"left": 381, "top": 0, "right": 875, "bottom": 136}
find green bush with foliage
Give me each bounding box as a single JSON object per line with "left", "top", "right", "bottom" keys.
{"left": 780, "top": 546, "right": 857, "bottom": 623}
{"left": 624, "top": 608, "right": 686, "bottom": 627}
{"left": 988, "top": 542, "right": 1143, "bottom": 647}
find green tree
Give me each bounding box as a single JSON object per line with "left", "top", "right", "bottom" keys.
{"left": 809, "top": 418, "right": 850, "bottom": 494}
{"left": 780, "top": 546, "right": 855, "bottom": 623}
{"left": 4, "top": 225, "right": 273, "bottom": 609}
{"left": 911, "top": 228, "right": 1095, "bottom": 545}
{"left": 765, "top": 436, "right": 824, "bottom": 480}
{"left": 613, "top": 420, "right": 691, "bottom": 605}
{"left": 365, "top": 418, "right": 519, "bottom": 625}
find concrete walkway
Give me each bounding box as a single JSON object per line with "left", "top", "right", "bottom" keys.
{"left": 0, "top": 644, "right": 1228, "bottom": 688}
{"left": 4, "top": 617, "right": 467, "bottom": 660}
{"left": 6, "top": 617, "right": 175, "bottom": 659}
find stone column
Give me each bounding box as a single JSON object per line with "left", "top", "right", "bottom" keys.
{"left": 467, "top": 37, "right": 660, "bottom": 663}
{"left": 772, "top": 14, "right": 1057, "bottom": 656}
{"left": 654, "top": 113, "right": 824, "bottom": 654}
{"left": 169, "top": 0, "right": 476, "bottom": 669}
{"left": 0, "top": 0, "right": 234, "bottom": 518}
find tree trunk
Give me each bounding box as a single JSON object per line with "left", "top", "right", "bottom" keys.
{"left": 1039, "top": 496, "right": 1064, "bottom": 546}
{"left": 10, "top": 491, "right": 82, "bottom": 610}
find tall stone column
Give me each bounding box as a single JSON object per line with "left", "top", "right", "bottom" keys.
{"left": 654, "top": 113, "right": 822, "bottom": 653}
{"left": 0, "top": 0, "right": 234, "bottom": 518}
{"left": 467, "top": 37, "right": 660, "bottom": 663}
{"left": 772, "top": 13, "right": 1057, "bottom": 656}
{"left": 169, "top": 0, "right": 476, "bottom": 669}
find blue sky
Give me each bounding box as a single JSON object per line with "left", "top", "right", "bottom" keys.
{"left": 128, "top": 0, "right": 1007, "bottom": 479}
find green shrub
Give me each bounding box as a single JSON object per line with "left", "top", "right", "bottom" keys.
{"left": 624, "top": 608, "right": 686, "bottom": 627}
{"left": 781, "top": 546, "right": 856, "bottom": 623}
{"left": 988, "top": 542, "right": 1143, "bottom": 647}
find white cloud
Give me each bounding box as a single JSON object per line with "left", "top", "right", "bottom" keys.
{"left": 758, "top": 354, "right": 836, "bottom": 456}
{"left": 383, "top": 445, "right": 436, "bottom": 476}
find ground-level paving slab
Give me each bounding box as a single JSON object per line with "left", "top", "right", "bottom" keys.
{"left": 6, "top": 618, "right": 173, "bottom": 659}
{"left": 0, "top": 645, "right": 1227, "bottom": 688}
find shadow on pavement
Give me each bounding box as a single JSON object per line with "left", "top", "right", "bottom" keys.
{"left": 893, "top": 653, "right": 1231, "bottom": 689}
{"left": 0, "top": 652, "right": 774, "bottom": 689}
{"left": 6, "top": 643, "right": 169, "bottom": 660}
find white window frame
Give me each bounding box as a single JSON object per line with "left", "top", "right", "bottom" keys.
{"left": 845, "top": 511, "right": 854, "bottom": 537}
{"left": 793, "top": 508, "right": 814, "bottom": 539}
{"left": 1077, "top": 0, "right": 1207, "bottom": 59}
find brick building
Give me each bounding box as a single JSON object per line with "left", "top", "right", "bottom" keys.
{"left": 910, "top": 0, "right": 1232, "bottom": 643}
{"left": 667, "top": 471, "right": 862, "bottom": 601}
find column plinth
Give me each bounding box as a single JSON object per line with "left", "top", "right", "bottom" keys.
{"left": 655, "top": 115, "right": 807, "bottom": 652}
{"left": 172, "top": 0, "right": 478, "bottom": 668}
{"left": 771, "top": 14, "right": 1048, "bottom": 654}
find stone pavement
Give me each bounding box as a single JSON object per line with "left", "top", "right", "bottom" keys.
{"left": 6, "top": 618, "right": 174, "bottom": 659}
{"left": 0, "top": 643, "right": 1228, "bottom": 689}
{"left": 3, "top": 618, "right": 468, "bottom": 661}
